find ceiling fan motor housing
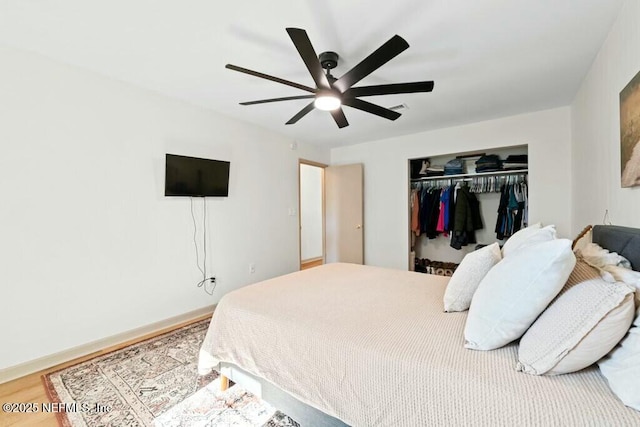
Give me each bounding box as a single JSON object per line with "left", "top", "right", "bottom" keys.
{"left": 319, "top": 51, "right": 339, "bottom": 70}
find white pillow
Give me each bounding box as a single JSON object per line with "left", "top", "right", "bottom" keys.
{"left": 465, "top": 239, "right": 575, "bottom": 351}
{"left": 443, "top": 243, "right": 502, "bottom": 312}
{"left": 599, "top": 311, "right": 640, "bottom": 411}
{"left": 601, "top": 265, "right": 640, "bottom": 309}
{"left": 517, "top": 260, "right": 635, "bottom": 375}
{"left": 598, "top": 261, "right": 640, "bottom": 412}
{"left": 502, "top": 223, "right": 557, "bottom": 257}
{"left": 500, "top": 222, "right": 540, "bottom": 250}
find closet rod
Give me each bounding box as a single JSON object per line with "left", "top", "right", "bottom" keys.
{"left": 411, "top": 173, "right": 527, "bottom": 188}
{"left": 410, "top": 168, "right": 528, "bottom": 182}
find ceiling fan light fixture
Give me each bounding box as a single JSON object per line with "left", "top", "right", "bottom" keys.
{"left": 314, "top": 94, "right": 341, "bottom": 111}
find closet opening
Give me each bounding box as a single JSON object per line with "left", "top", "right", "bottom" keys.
{"left": 408, "top": 145, "right": 529, "bottom": 273}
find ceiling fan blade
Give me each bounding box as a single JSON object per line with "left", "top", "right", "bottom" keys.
{"left": 240, "top": 95, "right": 316, "bottom": 106}
{"left": 342, "top": 98, "right": 401, "bottom": 121}
{"left": 345, "top": 81, "right": 434, "bottom": 98}
{"left": 334, "top": 35, "right": 409, "bottom": 92}
{"left": 226, "top": 64, "right": 316, "bottom": 93}
{"left": 286, "top": 102, "right": 316, "bottom": 125}
{"left": 330, "top": 108, "right": 349, "bottom": 128}
{"left": 286, "top": 28, "right": 331, "bottom": 90}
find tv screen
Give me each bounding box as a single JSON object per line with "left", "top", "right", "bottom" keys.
{"left": 165, "top": 154, "right": 230, "bottom": 197}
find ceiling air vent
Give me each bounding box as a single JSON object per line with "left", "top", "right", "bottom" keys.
{"left": 388, "top": 103, "right": 409, "bottom": 111}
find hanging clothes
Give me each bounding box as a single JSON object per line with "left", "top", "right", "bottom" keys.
{"left": 512, "top": 183, "right": 526, "bottom": 234}
{"left": 446, "top": 185, "right": 456, "bottom": 233}
{"left": 412, "top": 173, "right": 526, "bottom": 244}
{"left": 426, "top": 188, "right": 441, "bottom": 239}
{"left": 436, "top": 189, "right": 449, "bottom": 236}
{"left": 420, "top": 186, "right": 430, "bottom": 235}
{"left": 411, "top": 188, "right": 421, "bottom": 236}
{"left": 495, "top": 180, "right": 528, "bottom": 239}
{"left": 495, "top": 183, "right": 509, "bottom": 239}
{"left": 522, "top": 183, "right": 529, "bottom": 226}
{"left": 451, "top": 185, "right": 483, "bottom": 250}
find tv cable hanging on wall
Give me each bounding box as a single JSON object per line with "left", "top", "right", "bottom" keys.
{"left": 190, "top": 197, "right": 216, "bottom": 295}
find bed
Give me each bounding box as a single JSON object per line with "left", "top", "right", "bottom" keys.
{"left": 198, "top": 225, "right": 640, "bottom": 426}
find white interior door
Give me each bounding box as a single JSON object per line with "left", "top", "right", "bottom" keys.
{"left": 325, "top": 163, "right": 364, "bottom": 264}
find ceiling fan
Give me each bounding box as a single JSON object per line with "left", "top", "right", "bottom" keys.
{"left": 226, "top": 28, "right": 434, "bottom": 129}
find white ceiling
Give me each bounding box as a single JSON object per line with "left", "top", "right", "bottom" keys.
{"left": 0, "top": 0, "right": 624, "bottom": 147}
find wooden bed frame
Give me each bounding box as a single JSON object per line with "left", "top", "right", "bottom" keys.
{"left": 220, "top": 374, "right": 229, "bottom": 391}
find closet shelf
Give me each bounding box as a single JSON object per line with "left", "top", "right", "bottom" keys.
{"left": 410, "top": 169, "right": 528, "bottom": 182}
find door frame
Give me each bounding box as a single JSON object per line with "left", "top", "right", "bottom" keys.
{"left": 298, "top": 159, "right": 328, "bottom": 270}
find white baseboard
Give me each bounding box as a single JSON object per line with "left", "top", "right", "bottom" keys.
{"left": 0, "top": 305, "right": 215, "bottom": 384}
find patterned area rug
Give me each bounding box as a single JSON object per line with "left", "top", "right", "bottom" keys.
{"left": 153, "top": 379, "right": 298, "bottom": 427}
{"left": 43, "top": 320, "right": 298, "bottom": 426}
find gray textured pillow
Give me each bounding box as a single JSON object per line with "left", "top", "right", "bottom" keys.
{"left": 517, "top": 260, "right": 635, "bottom": 376}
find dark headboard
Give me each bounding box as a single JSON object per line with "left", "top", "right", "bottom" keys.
{"left": 592, "top": 225, "right": 640, "bottom": 271}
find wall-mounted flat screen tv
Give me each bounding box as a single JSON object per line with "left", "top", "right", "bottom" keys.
{"left": 165, "top": 154, "right": 230, "bottom": 197}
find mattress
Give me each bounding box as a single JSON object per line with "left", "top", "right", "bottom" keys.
{"left": 198, "top": 263, "right": 640, "bottom": 426}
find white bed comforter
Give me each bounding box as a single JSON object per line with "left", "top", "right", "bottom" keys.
{"left": 198, "top": 263, "right": 640, "bottom": 426}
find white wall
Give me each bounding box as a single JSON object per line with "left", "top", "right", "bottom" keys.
{"left": 571, "top": 0, "right": 640, "bottom": 233}
{"left": 331, "top": 107, "right": 572, "bottom": 269}
{"left": 0, "top": 45, "right": 329, "bottom": 370}
{"left": 300, "top": 164, "right": 323, "bottom": 260}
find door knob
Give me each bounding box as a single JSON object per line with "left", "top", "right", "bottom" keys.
{"left": 356, "top": 224, "right": 362, "bottom": 229}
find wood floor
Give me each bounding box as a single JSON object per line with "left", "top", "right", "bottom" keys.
{"left": 301, "top": 258, "right": 323, "bottom": 270}
{"left": 0, "top": 313, "right": 212, "bottom": 427}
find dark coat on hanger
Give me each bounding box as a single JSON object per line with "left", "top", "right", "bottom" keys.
{"left": 426, "top": 188, "right": 441, "bottom": 239}
{"left": 419, "top": 187, "right": 430, "bottom": 234}
{"left": 451, "top": 186, "right": 483, "bottom": 249}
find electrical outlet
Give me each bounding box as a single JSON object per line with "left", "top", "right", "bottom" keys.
{"left": 249, "top": 263, "right": 256, "bottom": 274}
